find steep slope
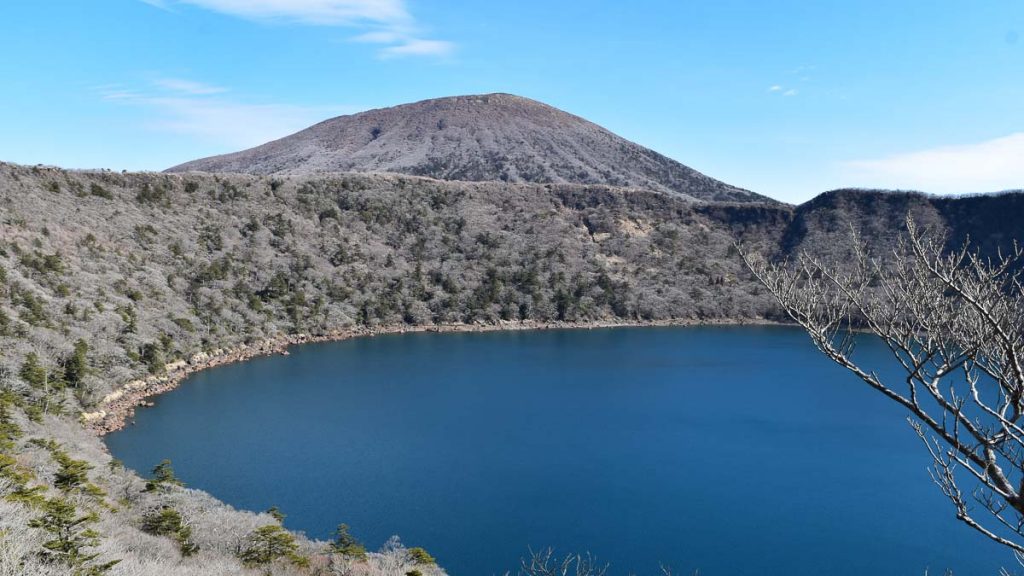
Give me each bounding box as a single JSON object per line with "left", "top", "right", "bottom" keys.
{"left": 779, "top": 188, "right": 1024, "bottom": 262}
{"left": 167, "top": 93, "right": 769, "bottom": 203}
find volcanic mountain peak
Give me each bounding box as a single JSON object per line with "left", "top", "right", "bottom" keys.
{"left": 168, "top": 93, "right": 771, "bottom": 203}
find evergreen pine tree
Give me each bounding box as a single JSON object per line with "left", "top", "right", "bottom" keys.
{"left": 266, "top": 505, "right": 286, "bottom": 523}
{"left": 144, "top": 459, "right": 183, "bottom": 492}
{"left": 238, "top": 524, "right": 306, "bottom": 567}
{"left": 29, "top": 497, "right": 120, "bottom": 574}
{"left": 408, "top": 547, "right": 436, "bottom": 565}
{"left": 64, "top": 339, "right": 89, "bottom": 387}
{"left": 330, "top": 523, "right": 367, "bottom": 559}
{"left": 19, "top": 352, "right": 47, "bottom": 388}
{"left": 141, "top": 506, "right": 197, "bottom": 557}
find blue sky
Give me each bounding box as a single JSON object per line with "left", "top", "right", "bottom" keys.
{"left": 1, "top": 1, "right": 1022, "bottom": 203}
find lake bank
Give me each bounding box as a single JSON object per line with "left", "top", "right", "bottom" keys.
{"left": 84, "top": 316, "right": 781, "bottom": 435}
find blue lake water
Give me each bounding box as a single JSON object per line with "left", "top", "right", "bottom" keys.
{"left": 104, "top": 326, "right": 1006, "bottom": 575}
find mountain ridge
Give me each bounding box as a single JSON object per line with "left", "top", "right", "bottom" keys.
{"left": 167, "top": 93, "right": 772, "bottom": 203}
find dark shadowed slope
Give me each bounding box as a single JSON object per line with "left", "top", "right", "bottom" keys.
{"left": 167, "top": 93, "right": 770, "bottom": 203}
{"left": 777, "top": 188, "right": 1024, "bottom": 264}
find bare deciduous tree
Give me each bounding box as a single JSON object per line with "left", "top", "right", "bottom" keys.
{"left": 742, "top": 217, "right": 1024, "bottom": 555}
{"left": 509, "top": 549, "right": 609, "bottom": 576}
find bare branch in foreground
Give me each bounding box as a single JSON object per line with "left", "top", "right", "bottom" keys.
{"left": 741, "top": 216, "right": 1024, "bottom": 554}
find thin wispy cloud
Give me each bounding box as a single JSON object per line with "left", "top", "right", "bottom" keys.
{"left": 96, "top": 86, "right": 145, "bottom": 101}
{"left": 845, "top": 133, "right": 1024, "bottom": 193}
{"left": 768, "top": 85, "right": 798, "bottom": 97}
{"left": 181, "top": 0, "right": 408, "bottom": 25}
{"left": 792, "top": 64, "right": 815, "bottom": 78}
{"left": 99, "top": 79, "right": 356, "bottom": 149}
{"left": 351, "top": 30, "right": 404, "bottom": 43}
{"left": 152, "top": 78, "right": 228, "bottom": 95}
{"left": 379, "top": 38, "right": 454, "bottom": 58}
{"left": 141, "top": 0, "right": 454, "bottom": 58}
{"left": 768, "top": 65, "right": 812, "bottom": 97}
{"left": 144, "top": 98, "right": 341, "bottom": 148}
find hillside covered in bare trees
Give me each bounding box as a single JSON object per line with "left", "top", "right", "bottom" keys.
{"left": 1, "top": 158, "right": 1023, "bottom": 575}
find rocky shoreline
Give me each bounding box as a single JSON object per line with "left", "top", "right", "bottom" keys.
{"left": 83, "top": 317, "right": 778, "bottom": 435}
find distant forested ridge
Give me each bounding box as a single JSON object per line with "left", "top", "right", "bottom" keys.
{"left": 3, "top": 162, "right": 1022, "bottom": 404}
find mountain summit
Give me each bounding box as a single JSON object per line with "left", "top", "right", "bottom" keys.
{"left": 167, "top": 93, "right": 768, "bottom": 203}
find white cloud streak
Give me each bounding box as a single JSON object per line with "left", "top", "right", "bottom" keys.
{"left": 144, "top": 98, "right": 339, "bottom": 148}
{"left": 142, "top": 0, "right": 453, "bottom": 58}
{"left": 100, "top": 80, "right": 356, "bottom": 149}
{"left": 379, "top": 38, "right": 455, "bottom": 58}
{"left": 174, "top": 0, "right": 409, "bottom": 26}
{"left": 845, "top": 133, "right": 1024, "bottom": 193}
{"left": 768, "top": 85, "right": 797, "bottom": 96}
{"left": 152, "top": 78, "right": 228, "bottom": 95}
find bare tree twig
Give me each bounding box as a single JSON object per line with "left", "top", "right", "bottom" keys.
{"left": 740, "top": 216, "right": 1024, "bottom": 554}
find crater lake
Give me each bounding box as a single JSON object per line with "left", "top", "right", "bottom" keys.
{"left": 104, "top": 326, "right": 1005, "bottom": 575}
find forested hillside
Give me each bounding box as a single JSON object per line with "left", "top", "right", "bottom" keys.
{"left": 0, "top": 161, "right": 783, "bottom": 576}
{"left": 0, "top": 163, "right": 782, "bottom": 404}
{"left": 1, "top": 159, "right": 1021, "bottom": 576}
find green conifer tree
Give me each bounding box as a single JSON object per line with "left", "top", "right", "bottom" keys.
{"left": 408, "top": 547, "right": 436, "bottom": 565}
{"left": 144, "top": 459, "right": 183, "bottom": 492}
{"left": 266, "top": 505, "right": 286, "bottom": 523}
{"left": 19, "top": 352, "right": 47, "bottom": 388}
{"left": 29, "top": 497, "right": 119, "bottom": 574}
{"left": 330, "top": 523, "right": 367, "bottom": 559}
{"left": 141, "top": 506, "right": 197, "bottom": 556}
{"left": 238, "top": 524, "right": 307, "bottom": 567}
{"left": 64, "top": 339, "right": 89, "bottom": 387}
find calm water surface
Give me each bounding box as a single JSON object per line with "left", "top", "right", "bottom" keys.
{"left": 105, "top": 326, "right": 1005, "bottom": 575}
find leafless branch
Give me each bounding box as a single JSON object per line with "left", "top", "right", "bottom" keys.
{"left": 741, "top": 216, "right": 1024, "bottom": 554}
